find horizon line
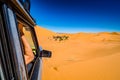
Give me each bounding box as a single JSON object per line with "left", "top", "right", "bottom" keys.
{"left": 36, "top": 25, "right": 120, "bottom": 34}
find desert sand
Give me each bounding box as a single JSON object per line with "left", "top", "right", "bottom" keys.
{"left": 35, "top": 26, "right": 120, "bottom": 80}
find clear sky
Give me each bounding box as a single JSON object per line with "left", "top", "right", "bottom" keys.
{"left": 30, "top": 0, "right": 120, "bottom": 33}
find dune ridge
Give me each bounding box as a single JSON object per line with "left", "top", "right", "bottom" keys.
{"left": 34, "top": 26, "right": 120, "bottom": 80}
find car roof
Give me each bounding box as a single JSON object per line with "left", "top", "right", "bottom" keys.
{"left": 1, "top": 0, "right": 36, "bottom": 27}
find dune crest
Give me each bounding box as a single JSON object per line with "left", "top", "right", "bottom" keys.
{"left": 35, "top": 25, "right": 55, "bottom": 36}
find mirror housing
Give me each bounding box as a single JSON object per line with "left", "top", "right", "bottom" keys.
{"left": 41, "top": 50, "right": 52, "bottom": 58}
{"left": 39, "top": 46, "right": 52, "bottom": 58}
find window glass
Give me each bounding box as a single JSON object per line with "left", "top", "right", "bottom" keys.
{"left": 23, "top": 26, "right": 35, "bottom": 49}
{"left": 23, "top": 26, "right": 37, "bottom": 54}
{"left": 18, "top": 22, "right": 37, "bottom": 55}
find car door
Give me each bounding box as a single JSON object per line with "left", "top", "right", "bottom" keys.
{"left": 0, "top": 0, "right": 51, "bottom": 80}
{"left": 0, "top": 2, "right": 41, "bottom": 80}
{"left": 0, "top": 1, "right": 43, "bottom": 80}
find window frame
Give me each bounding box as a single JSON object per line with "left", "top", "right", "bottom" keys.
{"left": 17, "top": 18, "right": 42, "bottom": 79}
{"left": 17, "top": 18, "right": 41, "bottom": 57}
{"left": 0, "top": 3, "right": 28, "bottom": 80}
{"left": 0, "top": 36, "right": 8, "bottom": 80}
{"left": 0, "top": 3, "right": 14, "bottom": 80}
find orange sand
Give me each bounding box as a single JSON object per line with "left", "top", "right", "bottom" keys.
{"left": 35, "top": 26, "right": 120, "bottom": 80}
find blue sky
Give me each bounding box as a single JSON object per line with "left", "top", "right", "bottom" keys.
{"left": 30, "top": 0, "right": 120, "bottom": 33}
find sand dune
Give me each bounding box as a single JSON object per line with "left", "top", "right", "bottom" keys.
{"left": 34, "top": 26, "right": 120, "bottom": 80}
{"left": 35, "top": 25, "right": 55, "bottom": 37}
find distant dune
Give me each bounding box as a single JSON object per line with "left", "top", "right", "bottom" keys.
{"left": 35, "top": 25, "right": 55, "bottom": 37}
{"left": 34, "top": 26, "right": 120, "bottom": 80}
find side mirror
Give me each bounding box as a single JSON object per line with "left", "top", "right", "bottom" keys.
{"left": 41, "top": 50, "right": 52, "bottom": 58}
{"left": 39, "top": 46, "right": 52, "bottom": 58}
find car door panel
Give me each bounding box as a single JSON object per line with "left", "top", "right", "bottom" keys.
{"left": 30, "top": 57, "right": 42, "bottom": 80}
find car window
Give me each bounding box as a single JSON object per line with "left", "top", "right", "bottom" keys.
{"left": 23, "top": 26, "right": 34, "bottom": 47}
{"left": 23, "top": 26, "right": 36, "bottom": 53}
{"left": 18, "top": 22, "right": 37, "bottom": 55}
